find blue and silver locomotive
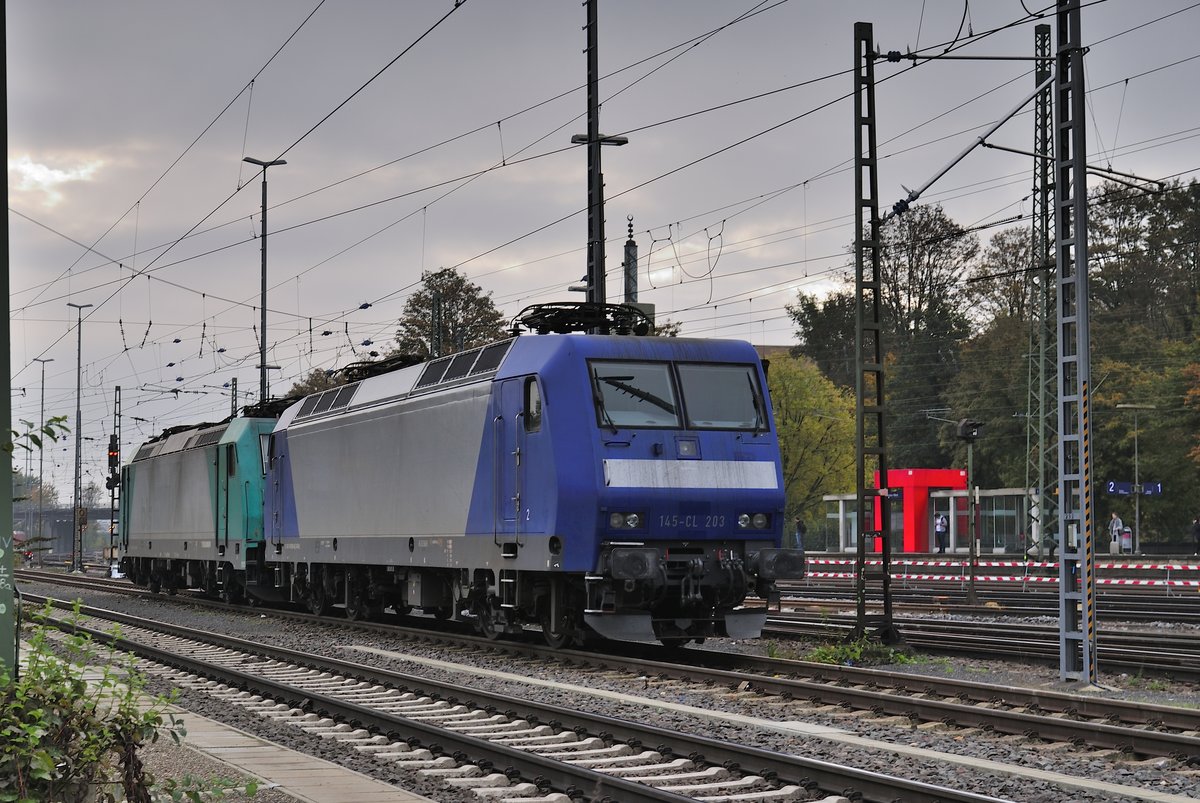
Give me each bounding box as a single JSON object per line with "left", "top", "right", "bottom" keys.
{"left": 121, "top": 310, "right": 804, "bottom": 646}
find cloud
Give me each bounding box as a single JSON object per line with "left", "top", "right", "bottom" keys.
{"left": 8, "top": 154, "right": 105, "bottom": 207}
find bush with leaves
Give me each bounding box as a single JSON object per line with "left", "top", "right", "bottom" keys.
{"left": 0, "top": 602, "right": 253, "bottom": 802}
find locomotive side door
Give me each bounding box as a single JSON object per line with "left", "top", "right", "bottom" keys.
{"left": 496, "top": 376, "right": 545, "bottom": 548}
{"left": 495, "top": 379, "right": 522, "bottom": 546}
{"left": 215, "top": 443, "right": 234, "bottom": 553}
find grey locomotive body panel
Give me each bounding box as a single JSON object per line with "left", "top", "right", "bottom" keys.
{"left": 279, "top": 380, "right": 491, "bottom": 558}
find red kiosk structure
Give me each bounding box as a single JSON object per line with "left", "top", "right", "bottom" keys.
{"left": 874, "top": 468, "right": 967, "bottom": 552}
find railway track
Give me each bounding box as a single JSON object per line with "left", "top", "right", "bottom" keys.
{"left": 778, "top": 584, "right": 1200, "bottom": 623}
{"left": 764, "top": 611, "right": 1200, "bottom": 680}
{"left": 19, "top": 572, "right": 1200, "bottom": 764}
{"left": 27, "top": 596, "right": 1013, "bottom": 803}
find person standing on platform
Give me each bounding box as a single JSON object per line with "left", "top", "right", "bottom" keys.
{"left": 1109, "top": 511, "right": 1124, "bottom": 547}
{"left": 1191, "top": 516, "right": 1200, "bottom": 556}
{"left": 792, "top": 516, "right": 806, "bottom": 552}
{"left": 934, "top": 513, "right": 949, "bottom": 554}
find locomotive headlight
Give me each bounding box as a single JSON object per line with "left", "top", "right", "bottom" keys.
{"left": 609, "top": 512, "right": 645, "bottom": 529}
{"left": 738, "top": 513, "right": 770, "bottom": 530}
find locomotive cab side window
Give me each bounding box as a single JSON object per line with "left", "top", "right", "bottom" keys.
{"left": 524, "top": 377, "right": 542, "bottom": 433}
{"left": 589, "top": 361, "right": 680, "bottom": 429}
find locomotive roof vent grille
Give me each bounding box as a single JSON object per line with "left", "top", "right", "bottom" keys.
{"left": 331, "top": 382, "right": 360, "bottom": 410}
{"left": 297, "top": 394, "right": 322, "bottom": 418}
{"left": 412, "top": 339, "right": 514, "bottom": 394}
{"left": 470, "top": 340, "right": 513, "bottom": 375}
{"left": 132, "top": 444, "right": 158, "bottom": 462}
{"left": 295, "top": 381, "right": 362, "bottom": 422}
{"left": 415, "top": 356, "right": 452, "bottom": 389}
{"left": 193, "top": 429, "right": 226, "bottom": 448}
{"left": 442, "top": 350, "right": 479, "bottom": 382}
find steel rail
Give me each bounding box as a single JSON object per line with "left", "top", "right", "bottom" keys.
{"left": 19, "top": 572, "right": 1200, "bottom": 741}
{"left": 766, "top": 614, "right": 1200, "bottom": 680}
{"left": 27, "top": 595, "right": 1013, "bottom": 803}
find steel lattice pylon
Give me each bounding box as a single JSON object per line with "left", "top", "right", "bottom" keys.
{"left": 1054, "top": 0, "right": 1098, "bottom": 683}
{"left": 1025, "top": 24, "right": 1058, "bottom": 558}
{"left": 852, "top": 22, "right": 898, "bottom": 644}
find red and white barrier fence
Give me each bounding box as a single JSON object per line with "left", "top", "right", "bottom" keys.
{"left": 801, "top": 557, "right": 1200, "bottom": 589}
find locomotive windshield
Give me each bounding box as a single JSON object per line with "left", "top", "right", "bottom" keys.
{"left": 676, "top": 363, "right": 765, "bottom": 431}
{"left": 589, "top": 360, "right": 766, "bottom": 431}
{"left": 590, "top": 362, "right": 680, "bottom": 428}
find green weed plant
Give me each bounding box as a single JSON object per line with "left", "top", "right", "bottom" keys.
{"left": 0, "top": 602, "right": 254, "bottom": 802}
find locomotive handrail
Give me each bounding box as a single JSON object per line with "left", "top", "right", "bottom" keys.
{"left": 492, "top": 413, "right": 502, "bottom": 546}
{"left": 513, "top": 411, "right": 524, "bottom": 547}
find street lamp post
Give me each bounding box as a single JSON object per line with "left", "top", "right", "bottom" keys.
{"left": 243, "top": 156, "right": 286, "bottom": 402}
{"left": 67, "top": 302, "right": 92, "bottom": 573}
{"left": 33, "top": 357, "right": 54, "bottom": 565}
{"left": 1117, "top": 403, "right": 1156, "bottom": 554}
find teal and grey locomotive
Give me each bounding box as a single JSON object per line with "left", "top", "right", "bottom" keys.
{"left": 120, "top": 328, "right": 804, "bottom": 646}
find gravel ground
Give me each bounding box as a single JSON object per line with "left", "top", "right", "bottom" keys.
{"left": 20, "top": 581, "right": 1200, "bottom": 803}
{"left": 137, "top": 737, "right": 297, "bottom": 803}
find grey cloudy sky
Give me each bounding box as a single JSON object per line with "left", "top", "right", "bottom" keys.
{"left": 8, "top": 0, "right": 1200, "bottom": 492}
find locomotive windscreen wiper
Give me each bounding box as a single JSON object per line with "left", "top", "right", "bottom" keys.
{"left": 592, "top": 375, "right": 622, "bottom": 433}
{"left": 598, "top": 375, "right": 676, "bottom": 414}
{"left": 747, "top": 374, "right": 765, "bottom": 432}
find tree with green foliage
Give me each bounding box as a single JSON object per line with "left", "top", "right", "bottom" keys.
{"left": 766, "top": 355, "right": 856, "bottom": 530}
{"left": 938, "top": 314, "right": 1029, "bottom": 488}
{"left": 785, "top": 290, "right": 857, "bottom": 389}
{"left": 1090, "top": 179, "right": 1200, "bottom": 340}
{"left": 784, "top": 178, "right": 1200, "bottom": 550}
{"left": 790, "top": 204, "right": 976, "bottom": 468}
{"left": 875, "top": 204, "right": 976, "bottom": 468}
{"left": 965, "top": 226, "right": 1033, "bottom": 326}
{"left": 1185, "top": 361, "right": 1200, "bottom": 469}
{"left": 395, "top": 268, "right": 505, "bottom": 357}
{"left": 1065, "top": 179, "right": 1200, "bottom": 546}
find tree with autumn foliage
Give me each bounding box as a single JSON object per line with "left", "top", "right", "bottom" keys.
{"left": 395, "top": 268, "right": 506, "bottom": 357}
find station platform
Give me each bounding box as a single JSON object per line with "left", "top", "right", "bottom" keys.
{"left": 165, "top": 707, "right": 437, "bottom": 803}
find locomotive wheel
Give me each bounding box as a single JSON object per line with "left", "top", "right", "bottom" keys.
{"left": 539, "top": 580, "right": 579, "bottom": 648}
{"left": 220, "top": 581, "right": 242, "bottom": 604}
{"left": 220, "top": 567, "right": 243, "bottom": 604}
{"left": 344, "top": 570, "right": 380, "bottom": 621}
{"left": 148, "top": 576, "right": 161, "bottom": 594}
{"left": 345, "top": 593, "right": 369, "bottom": 621}
{"left": 307, "top": 584, "right": 330, "bottom": 616}
{"left": 659, "top": 637, "right": 689, "bottom": 649}
{"left": 477, "top": 597, "right": 505, "bottom": 640}
{"left": 540, "top": 612, "right": 574, "bottom": 649}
